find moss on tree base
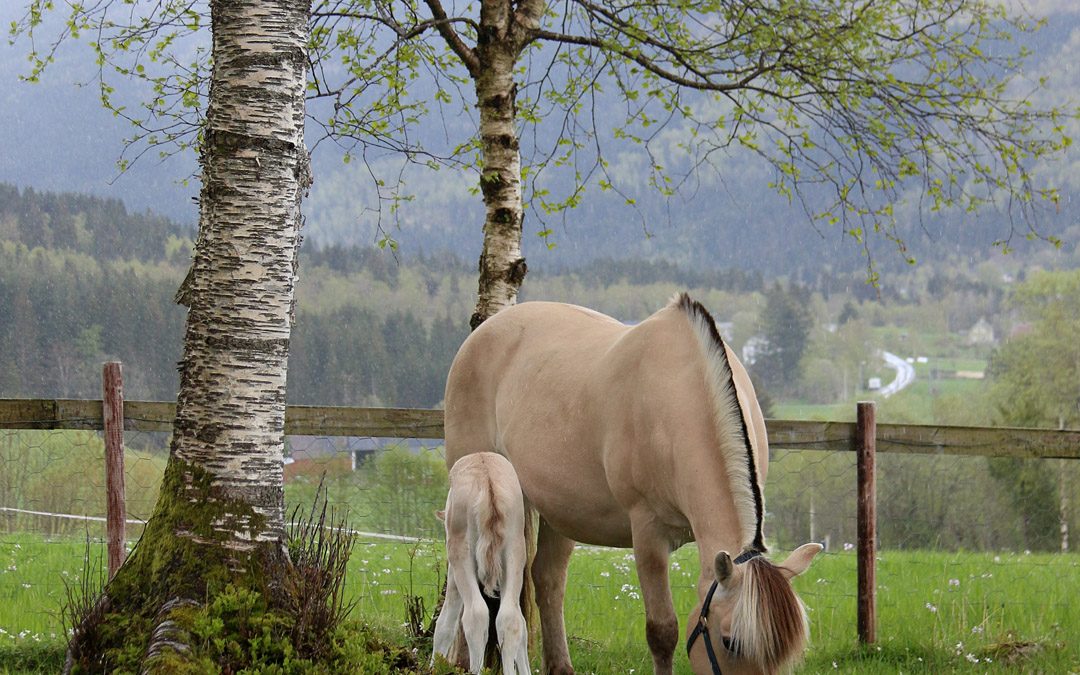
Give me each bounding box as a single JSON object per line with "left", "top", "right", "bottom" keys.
{"left": 64, "top": 459, "right": 302, "bottom": 673}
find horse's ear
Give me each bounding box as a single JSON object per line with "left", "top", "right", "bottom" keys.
{"left": 434, "top": 509, "right": 445, "bottom": 521}
{"left": 777, "top": 543, "right": 824, "bottom": 580}
{"left": 714, "top": 551, "right": 735, "bottom": 587}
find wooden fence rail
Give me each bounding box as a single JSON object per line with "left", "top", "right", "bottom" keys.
{"left": 1, "top": 398, "right": 1077, "bottom": 459}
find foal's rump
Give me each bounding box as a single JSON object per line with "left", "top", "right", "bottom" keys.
{"left": 435, "top": 452, "right": 531, "bottom": 674}
{"left": 447, "top": 453, "right": 526, "bottom": 597}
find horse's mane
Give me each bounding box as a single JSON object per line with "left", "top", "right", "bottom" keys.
{"left": 671, "top": 292, "right": 765, "bottom": 552}
{"left": 730, "top": 556, "right": 810, "bottom": 672}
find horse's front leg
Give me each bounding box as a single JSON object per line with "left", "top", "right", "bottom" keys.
{"left": 631, "top": 518, "right": 678, "bottom": 675}
{"left": 533, "top": 516, "right": 576, "bottom": 675}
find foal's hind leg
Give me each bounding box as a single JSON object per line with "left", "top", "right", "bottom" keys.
{"left": 533, "top": 517, "right": 575, "bottom": 675}
{"left": 496, "top": 536, "right": 531, "bottom": 674}
{"left": 495, "top": 597, "right": 530, "bottom": 675}
{"left": 454, "top": 560, "right": 491, "bottom": 673}
{"left": 431, "top": 569, "right": 464, "bottom": 666}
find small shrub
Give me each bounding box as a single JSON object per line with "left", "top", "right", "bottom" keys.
{"left": 285, "top": 482, "right": 357, "bottom": 661}
{"left": 59, "top": 535, "right": 110, "bottom": 672}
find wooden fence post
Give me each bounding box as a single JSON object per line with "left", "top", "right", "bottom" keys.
{"left": 102, "top": 361, "right": 126, "bottom": 579}
{"left": 856, "top": 400, "right": 877, "bottom": 644}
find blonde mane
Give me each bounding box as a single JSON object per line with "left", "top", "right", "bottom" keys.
{"left": 672, "top": 293, "right": 765, "bottom": 552}
{"left": 730, "top": 557, "right": 810, "bottom": 672}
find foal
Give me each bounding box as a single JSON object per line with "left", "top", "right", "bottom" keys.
{"left": 432, "top": 452, "right": 530, "bottom": 675}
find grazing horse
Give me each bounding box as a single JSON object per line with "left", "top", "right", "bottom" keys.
{"left": 432, "top": 452, "right": 531, "bottom": 675}
{"left": 444, "top": 294, "right": 822, "bottom": 675}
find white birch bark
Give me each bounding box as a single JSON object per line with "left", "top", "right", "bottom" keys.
{"left": 467, "top": 0, "right": 543, "bottom": 329}
{"left": 172, "top": 0, "right": 311, "bottom": 546}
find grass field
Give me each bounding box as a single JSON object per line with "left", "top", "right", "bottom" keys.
{"left": 2, "top": 533, "right": 1077, "bottom": 673}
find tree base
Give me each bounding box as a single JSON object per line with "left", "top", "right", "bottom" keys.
{"left": 63, "top": 460, "right": 291, "bottom": 672}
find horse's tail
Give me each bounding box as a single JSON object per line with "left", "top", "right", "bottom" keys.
{"left": 473, "top": 472, "right": 506, "bottom": 597}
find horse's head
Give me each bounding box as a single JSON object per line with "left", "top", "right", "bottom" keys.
{"left": 686, "top": 543, "right": 823, "bottom": 675}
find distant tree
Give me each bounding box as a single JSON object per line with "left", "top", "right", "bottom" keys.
{"left": 989, "top": 270, "right": 1080, "bottom": 429}
{"left": 985, "top": 456, "right": 1060, "bottom": 551}
{"left": 987, "top": 269, "right": 1080, "bottom": 552}
{"left": 837, "top": 300, "right": 859, "bottom": 326}
{"left": 755, "top": 283, "right": 814, "bottom": 392}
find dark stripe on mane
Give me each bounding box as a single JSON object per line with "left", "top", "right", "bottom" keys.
{"left": 675, "top": 293, "right": 766, "bottom": 552}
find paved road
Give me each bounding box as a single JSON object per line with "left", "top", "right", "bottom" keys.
{"left": 878, "top": 351, "right": 915, "bottom": 398}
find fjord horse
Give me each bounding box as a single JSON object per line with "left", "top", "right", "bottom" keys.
{"left": 445, "top": 294, "right": 821, "bottom": 674}
{"left": 433, "top": 452, "right": 531, "bottom": 674}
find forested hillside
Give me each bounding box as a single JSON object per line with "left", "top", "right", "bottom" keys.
{"left": 0, "top": 184, "right": 784, "bottom": 405}
{"left": 1, "top": 182, "right": 1076, "bottom": 426}
{"left": 0, "top": 185, "right": 465, "bottom": 405}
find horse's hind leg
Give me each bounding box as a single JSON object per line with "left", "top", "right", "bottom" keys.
{"left": 495, "top": 599, "right": 529, "bottom": 675}
{"left": 533, "top": 516, "right": 575, "bottom": 675}
{"left": 630, "top": 518, "right": 678, "bottom": 675}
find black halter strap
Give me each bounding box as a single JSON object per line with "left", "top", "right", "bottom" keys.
{"left": 685, "top": 549, "right": 762, "bottom": 675}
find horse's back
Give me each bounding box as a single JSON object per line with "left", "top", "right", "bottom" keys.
{"left": 444, "top": 301, "right": 625, "bottom": 460}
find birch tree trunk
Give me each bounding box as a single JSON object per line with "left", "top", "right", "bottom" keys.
{"left": 173, "top": 0, "right": 310, "bottom": 549}
{"left": 65, "top": 0, "right": 311, "bottom": 669}
{"left": 467, "top": 0, "right": 543, "bottom": 329}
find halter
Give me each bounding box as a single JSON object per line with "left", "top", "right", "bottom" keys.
{"left": 685, "top": 549, "right": 762, "bottom": 675}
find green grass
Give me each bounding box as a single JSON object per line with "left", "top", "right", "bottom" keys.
{"left": 2, "top": 534, "right": 1077, "bottom": 673}
{"left": 913, "top": 357, "right": 988, "bottom": 375}
{"left": 772, "top": 402, "right": 856, "bottom": 422}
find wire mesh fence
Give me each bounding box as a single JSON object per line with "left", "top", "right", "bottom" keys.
{"left": 765, "top": 447, "right": 1079, "bottom": 665}
{"left": 1, "top": 402, "right": 1078, "bottom": 666}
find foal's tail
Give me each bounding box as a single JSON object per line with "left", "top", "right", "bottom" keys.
{"left": 473, "top": 476, "right": 506, "bottom": 597}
